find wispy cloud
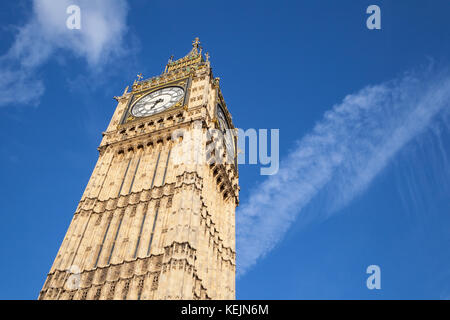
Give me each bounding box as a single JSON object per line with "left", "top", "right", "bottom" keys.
{"left": 237, "top": 67, "right": 450, "bottom": 276}
{"left": 0, "top": 0, "right": 130, "bottom": 107}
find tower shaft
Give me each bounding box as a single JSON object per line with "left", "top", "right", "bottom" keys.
{"left": 39, "top": 39, "right": 239, "bottom": 300}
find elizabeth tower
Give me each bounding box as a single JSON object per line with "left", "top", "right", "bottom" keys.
{"left": 39, "top": 38, "right": 239, "bottom": 300}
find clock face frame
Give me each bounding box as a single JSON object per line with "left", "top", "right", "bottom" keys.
{"left": 217, "top": 104, "right": 235, "bottom": 159}
{"left": 131, "top": 86, "right": 185, "bottom": 118}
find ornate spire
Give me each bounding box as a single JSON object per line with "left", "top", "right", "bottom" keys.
{"left": 188, "top": 37, "right": 201, "bottom": 57}
{"left": 164, "top": 37, "right": 207, "bottom": 73}
{"left": 193, "top": 37, "right": 200, "bottom": 47}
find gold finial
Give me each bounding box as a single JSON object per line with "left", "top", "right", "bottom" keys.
{"left": 192, "top": 37, "right": 200, "bottom": 48}
{"left": 137, "top": 73, "right": 143, "bottom": 81}
{"left": 205, "top": 52, "right": 210, "bottom": 62}
{"left": 187, "top": 37, "right": 201, "bottom": 57}
{"left": 213, "top": 77, "right": 220, "bottom": 87}
{"left": 164, "top": 55, "right": 174, "bottom": 73}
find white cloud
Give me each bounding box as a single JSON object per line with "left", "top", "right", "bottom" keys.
{"left": 0, "top": 69, "right": 44, "bottom": 106}
{"left": 237, "top": 68, "right": 450, "bottom": 276}
{"left": 0, "top": 0, "right": 130, "bottom": 107}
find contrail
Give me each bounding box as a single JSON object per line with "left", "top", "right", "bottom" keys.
{"left": 236, "top": 67, "right": 450, "bottom": 277}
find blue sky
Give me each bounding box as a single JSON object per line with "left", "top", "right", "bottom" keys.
{"left": 0, "top": 0, "right": 449, "bottom": 299}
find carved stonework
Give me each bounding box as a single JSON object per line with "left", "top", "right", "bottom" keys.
{"left": 39, "top": 38, "right": 238, "bottom": 300}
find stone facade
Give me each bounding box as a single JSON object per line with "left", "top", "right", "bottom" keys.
{"left": 39, "top": 38, "right": 239, "bottom": 300}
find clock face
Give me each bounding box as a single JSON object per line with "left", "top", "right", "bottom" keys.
{"left": 217, "top": 104, "right": 235, "bottom": 158}
{"left": 131, "top": 86, "right": 184, "bottom": 117}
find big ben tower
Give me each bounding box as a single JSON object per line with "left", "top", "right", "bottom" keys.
{"left": 39, "top": 38, "right": 239, "bottom": 300}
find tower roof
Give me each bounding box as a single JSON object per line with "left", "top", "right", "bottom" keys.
{"left": 164, "top": 37, "right": 205, "bottom": 73}
{"left": 131, "top": 38, "right": 210, "bottom": 92}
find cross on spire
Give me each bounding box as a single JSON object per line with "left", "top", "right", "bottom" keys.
{"left": 192, "top": 37, "right": 200, "bottom": 48}
{"left": 187, "top": 37, "right": 201, "bottom": 56}
{"left": 164, "top": 37, "right": 206, "bottom": 73}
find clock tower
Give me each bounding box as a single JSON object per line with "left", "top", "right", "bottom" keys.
{"left": 39, "top": 38, "right": 239, "bottom": 300}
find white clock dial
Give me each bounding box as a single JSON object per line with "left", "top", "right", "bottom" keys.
{"left": 217, "top": 104, "right": 234, "bottom": 158}
{"left": 131, "top": 86, "right": 184, "bottom": 117}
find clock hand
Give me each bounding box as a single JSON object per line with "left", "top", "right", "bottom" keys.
{"left": 150, "top": 98, "right": 164, "bottom": 108}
